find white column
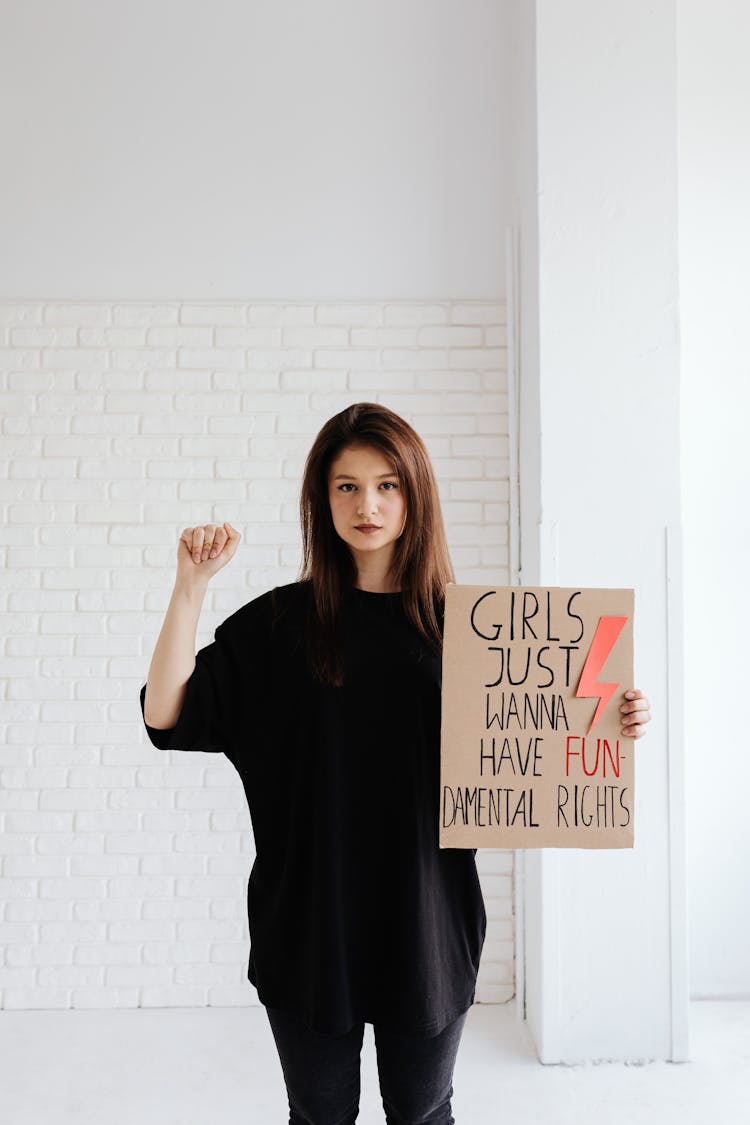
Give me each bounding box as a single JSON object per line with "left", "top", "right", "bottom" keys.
{"left": 510, "top": 0, "right": 689, "bottom": 1063}
{"left": 678, "top": 0, "right": 750, "bottom": 1003}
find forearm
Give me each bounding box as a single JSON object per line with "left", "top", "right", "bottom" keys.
{"left": 142, "top": 579, "right": 209, "bottom": 729}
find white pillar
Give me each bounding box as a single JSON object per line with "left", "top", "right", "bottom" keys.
{"left": 678, "top": 0, "right": 750, "bottom": 1003}
{"left": 509, "top": 0, "right": 689, "bottom": 1063}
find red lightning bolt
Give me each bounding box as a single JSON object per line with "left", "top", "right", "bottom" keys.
{"left": 575, "top": 615, "right": 628, "bottom": 734}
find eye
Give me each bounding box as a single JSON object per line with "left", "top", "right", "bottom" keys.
{"left": 337, "top": 483, "right": 356, "bottom": 492}
{"left": 380, "top": 481, "right": 399, "bottom": 490}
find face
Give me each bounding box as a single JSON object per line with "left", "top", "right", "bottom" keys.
{"left": 327, "top": 444, "right": 407, "bottom": 568}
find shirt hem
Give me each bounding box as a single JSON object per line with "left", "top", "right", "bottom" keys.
{"left": 249, "top": 973, "right": 476, "bottom": 1039}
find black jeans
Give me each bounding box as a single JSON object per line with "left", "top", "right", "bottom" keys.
{"left": 264, "top": 1004, "right": 470, "bottom": 1125}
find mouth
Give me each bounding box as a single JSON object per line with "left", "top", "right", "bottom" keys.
{"left": 355, "top": 524, "right": 382, "bottom": 532}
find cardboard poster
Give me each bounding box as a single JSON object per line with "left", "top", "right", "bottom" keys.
{"left": 439, "top": 585, "right": 635, "bottom": 849}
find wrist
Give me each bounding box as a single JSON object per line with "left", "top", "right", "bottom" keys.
{"left": 172, "top": 576, "right": 210, "bottom": 605}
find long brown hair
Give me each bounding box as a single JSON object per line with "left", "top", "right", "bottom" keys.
{"left": 297, "top": 401, "right": 455, "bottom": 686}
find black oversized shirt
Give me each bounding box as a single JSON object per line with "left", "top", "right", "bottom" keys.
{"left": 139, "top": 580, "right": 486, "bottom": 1036}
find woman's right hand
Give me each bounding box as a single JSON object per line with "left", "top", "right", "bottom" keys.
{"left": 176, "top": 522, "right": 241, "bottom": 585}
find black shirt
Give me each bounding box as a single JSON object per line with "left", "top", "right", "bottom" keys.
{"left": 139, "top": 580, "right": 486, "bottom": 1036}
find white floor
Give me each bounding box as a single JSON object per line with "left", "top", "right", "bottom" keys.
{"left": 1, "top": 1000, "right": 748, "bottom": 1124}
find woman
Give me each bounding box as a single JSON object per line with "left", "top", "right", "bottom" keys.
{"left": 140, "top": 402, "right": 652, "bottom": 1124}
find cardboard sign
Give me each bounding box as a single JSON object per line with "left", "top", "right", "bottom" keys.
{"left": 439, "top": 585, "right": 635, "bottom": 849}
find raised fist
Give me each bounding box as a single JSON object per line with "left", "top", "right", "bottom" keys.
{"left": 176, "top": 522, "right": 241, "bottom": 584}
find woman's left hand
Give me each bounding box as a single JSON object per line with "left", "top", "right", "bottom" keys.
{"left": 620, "top": 689, "right": 652, "bottom": 739}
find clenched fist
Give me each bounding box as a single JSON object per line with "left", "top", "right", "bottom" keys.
{"left": 176, "top": 522, "right": 241, "bottom": 585}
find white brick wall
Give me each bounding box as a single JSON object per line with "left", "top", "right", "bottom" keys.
{"left": 0, "top": 299, "right": 514, "bottom": 1011}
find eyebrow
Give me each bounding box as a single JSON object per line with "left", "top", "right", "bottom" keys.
{"left": 332, "top": 472, "right": 399, "bottom": 480}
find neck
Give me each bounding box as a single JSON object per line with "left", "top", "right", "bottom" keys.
{"left": 353, "top": 556, "right": 400, "bottom": 594}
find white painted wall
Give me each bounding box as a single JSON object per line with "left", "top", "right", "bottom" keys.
{"left": 0, "top": 1, "right": 516, "bottom": 1011}
{"left": 0, "top": 0, "right": 511, "bottom": 301}
{"left": 678, "top": 1, "right": 750, "bottom": 999}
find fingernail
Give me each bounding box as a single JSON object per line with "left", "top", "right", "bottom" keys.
{"left": 209, "top": 549, "right": 217, "bottom": 557}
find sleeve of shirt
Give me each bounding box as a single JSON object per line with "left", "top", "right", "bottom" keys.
{"left": 138, "top": 590, "right": 273, "bottom": 756}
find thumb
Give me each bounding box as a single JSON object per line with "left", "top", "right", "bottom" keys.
{"left": 223, "top": 522, "right": 241, "bottom": 546}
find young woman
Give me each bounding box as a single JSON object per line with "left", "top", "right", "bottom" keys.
{"left": 140, "top": 402, "right": 652, "bottom": 1125}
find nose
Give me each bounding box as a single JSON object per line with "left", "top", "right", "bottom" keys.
{"left": 356, "top": 487, "right": 379, "bottom": 517}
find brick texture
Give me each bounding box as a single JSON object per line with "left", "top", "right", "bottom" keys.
{"left": 0, "top": 300, "right": 514, "bottom": 1011}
